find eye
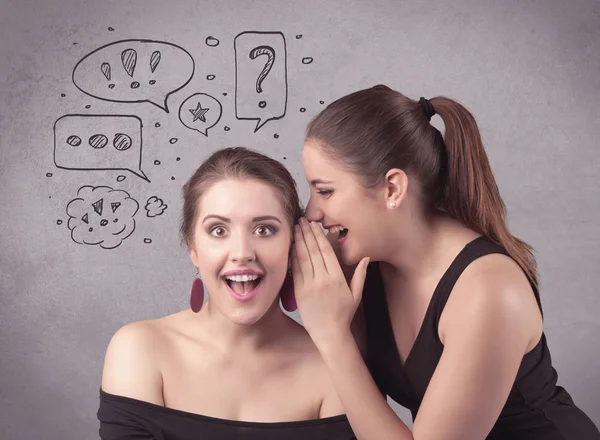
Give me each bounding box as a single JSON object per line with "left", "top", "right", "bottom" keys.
{"left": 317, "top": 189, "right": 333, "bottom": 197}
{"left": 210, "top": 226, "right": 227, "bottom": 237}
{"left": 255, "top": 225, "right": 276, "bottom": 236}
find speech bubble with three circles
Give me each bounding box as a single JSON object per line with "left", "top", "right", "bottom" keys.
{"left": 54, "top": 114, "right": 149, "bottom": 182}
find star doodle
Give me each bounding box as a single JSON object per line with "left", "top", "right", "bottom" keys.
{"left": 189, "top": 102, "right": 209, "bottom": 122}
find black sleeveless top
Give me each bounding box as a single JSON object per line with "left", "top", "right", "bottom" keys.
{"left": 97, "top": 388, "right": 356, "bottom": 439}
{"left": 363, "top": 236, "right": 599, "bottom": 439}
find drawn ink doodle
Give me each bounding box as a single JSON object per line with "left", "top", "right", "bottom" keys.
{"left": 66, "top": 185, "right": 139, "bottom": 249}
{"left": 73, "top": 39, "right": 195, "bottom": 113}
{"left": 234, "top": 31, "right": 287, "bottom": 132}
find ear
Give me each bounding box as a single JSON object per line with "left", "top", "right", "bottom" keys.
{"left": 383, "top": 168, "right": 408, "bottom": 208}
{"left": 189, "top": 246, "right": 200, "bottom": 269}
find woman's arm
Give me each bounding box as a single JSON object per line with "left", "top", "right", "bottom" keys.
{"left": 412, "top": 256, "right": 542, "bottom": 439}
{"left": 293, "top": 219, "right": 541, "bottom": 440}
{"left": 101, "top": 321, "right": 165, "bottom": 405}
{"left": 325, "top": 229, "right": 368, "bottom": 358}
{"left": 319, "top": 259, "right": 540, "bottom": 440}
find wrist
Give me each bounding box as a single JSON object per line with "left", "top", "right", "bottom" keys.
{"left": 315, "top": 329, "right": 356, "bottom": 358}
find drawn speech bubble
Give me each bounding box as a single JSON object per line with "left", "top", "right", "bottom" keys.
{"left": 235, "top": 31, "right": 288, "bottom": 132}
{"left": 54, "top": 114, "right": 149, "bottom": 182}
{"left": 178, "top": 93, "right": 223, "bottom": 136}
{"left": 73, "top": 39, "right": 195, "bottom": 113}
{"left": 66, "top": 185, "right": 139, "bottom": 249}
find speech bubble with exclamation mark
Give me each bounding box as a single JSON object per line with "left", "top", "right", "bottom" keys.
{"left": 73, "top": 39, "right": 195, "bottom": 113}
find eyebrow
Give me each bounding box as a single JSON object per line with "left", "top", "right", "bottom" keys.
{"left": 310, "top": 179, "right": 334, "bottom": 186}
{"left": 202, "top": 215, "right": 282, "bottom": 225}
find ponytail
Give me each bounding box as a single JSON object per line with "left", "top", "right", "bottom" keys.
{"left": 306, "top": 86, "right": 538, "bottom": 290}
{"left": 431, "top": 97, "right": 539, "bottom": 289}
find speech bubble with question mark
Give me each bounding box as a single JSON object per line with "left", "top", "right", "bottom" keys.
{"left": 73, "top": 39, "right": 195, "bottom": 113}
{"left": 234, "top": 31, "right": 287, "bottom": 132}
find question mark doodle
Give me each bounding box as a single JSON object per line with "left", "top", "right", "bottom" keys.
{"left": 234, "top": 31, "right": 287, "bottom": 132}
{"left": 249, "top": 45, "right": 275, "bottom": 108}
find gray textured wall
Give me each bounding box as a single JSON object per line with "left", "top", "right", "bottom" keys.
{"left": 1, "top": 0, "right": 599, "bottom": 438}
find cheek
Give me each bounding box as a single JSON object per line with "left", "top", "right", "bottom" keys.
{"left": 257, "top": 237, "right": 292, "bottom": 274}
{"left": 323, "top": 197, "right": 346, "bottom": 221}
{"left": 194, "top": 237, "right": 226, "bottom": 269}
{"left": 261, "top": 236, "right": 291, "bottom": 260}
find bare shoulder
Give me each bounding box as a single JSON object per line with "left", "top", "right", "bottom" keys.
{"left": 411, "top": 251, "right": 545, "bottom": 438}
{"left": 101, "top": 319, "right": 166, "bottom": 404}
{"left": 440, "top": 251, "right": 543, "bottom": 351}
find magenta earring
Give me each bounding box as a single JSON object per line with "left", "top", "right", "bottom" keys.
{"left": 280, "top": 270, "right": 297, "bottom": 312}
{"left": 190, "top": 269, "right": 204, "bottom": 313}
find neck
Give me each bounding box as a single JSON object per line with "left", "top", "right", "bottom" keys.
{"left": 379, "top": 209, "right": 452, "bottom": 280}
{"left": 198, "top": 299, "right": 290, "bottom": 353}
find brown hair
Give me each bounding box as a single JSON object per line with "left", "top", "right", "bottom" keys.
{"left": 180, "top": 147, "right": 304, "bottom": 248}
{"left": 306, "top": 85, "right": 538, "bottom": 289}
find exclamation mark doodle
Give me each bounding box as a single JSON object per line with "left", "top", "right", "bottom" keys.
{"left": 101, "top": 62, "right": 115, "bottom": 89}
{"left": 149, "top": 51, "right": 161, "bottom": 86}
{"left": 121, "top": 48, "right": 139, "bottom": 89}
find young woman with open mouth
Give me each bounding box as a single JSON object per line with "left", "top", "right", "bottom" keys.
{"left": 97, "top": 147, "right": 356, "bottom": 439}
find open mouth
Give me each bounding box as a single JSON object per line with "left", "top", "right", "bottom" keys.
{"left": 328, "top": 225, "right": 349, "bottom": 241}
{"left": 223, "top": 275, "right": 263, "bottom": 296}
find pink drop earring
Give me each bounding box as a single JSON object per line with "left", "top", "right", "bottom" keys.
{"left": 190, "top": 268, "right": 204, "bottom": 313}
{"left": 280, "top": 269, "right": 297, "bottom": 312}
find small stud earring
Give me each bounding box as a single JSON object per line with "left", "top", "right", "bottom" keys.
{"left": 388, "top": 202, "right": 396, "bottom": 208}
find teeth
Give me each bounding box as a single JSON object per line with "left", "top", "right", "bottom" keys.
{"left": 328, "top": 226, "right": 347, "bottom": 236}
{"left": 225, "top": 274, "right": 260, "bottom": 282}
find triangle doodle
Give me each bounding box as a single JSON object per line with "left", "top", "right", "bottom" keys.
{"left": 111, "top": 202, "right": 121, "bottom": 213}
{"left": 92, "top": 198, "right": 104, "bottom": 216}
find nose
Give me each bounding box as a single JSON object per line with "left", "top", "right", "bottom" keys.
{"left": 304, "top": 196, "right": 324, "bottom": 222}
{"left": 229, "top": 232, "right": 256, "bottom": 263}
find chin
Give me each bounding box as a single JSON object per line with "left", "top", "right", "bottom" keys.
{"left": 341, "top": 247, "right": 363, "bottom": 266}
{"left": 226, "top": 306, "right": 270, "bottom": 326}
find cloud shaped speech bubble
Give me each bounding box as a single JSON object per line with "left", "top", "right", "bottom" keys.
{"left": 178, "top": 93, "right": 223, "bottom": 136}
{"left": 54, "top": 114, "right": 149, "bottom": 182}
{"left": 73, "top": 39, "right": 195, "bottom": 113}
{"left": 145, "top": 196, "right": 167, "bottom": 217}
{"left": 235, "top": 31, "right": 288, "bottom": 132}
{"left": 66, "top": 185, "right": 139, "bottom": 249}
